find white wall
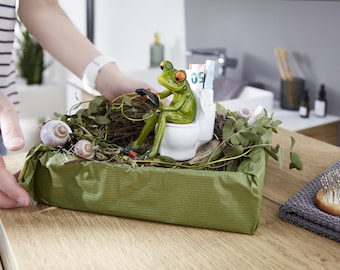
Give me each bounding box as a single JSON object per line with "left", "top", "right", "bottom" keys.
{"left": 59, "top": 0, "right": 86, "bottom": 34}
{"left": 59, "top": 0, "right": 187, "bottom": 71}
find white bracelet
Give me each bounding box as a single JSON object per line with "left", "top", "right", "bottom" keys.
{"left": 82, "top": 55, "right": 113, "bottom": 93}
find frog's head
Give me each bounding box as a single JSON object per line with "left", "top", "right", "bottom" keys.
{"left": 157, "top": 60, "right": 189, "bottom": 92}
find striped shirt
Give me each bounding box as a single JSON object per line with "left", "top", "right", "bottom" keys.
{"left": 0, "top": 0, "right": 19, "bottom": 107}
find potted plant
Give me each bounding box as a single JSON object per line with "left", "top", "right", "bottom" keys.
{"left": 16, "top": 21, "right": 45, "bottom": 85}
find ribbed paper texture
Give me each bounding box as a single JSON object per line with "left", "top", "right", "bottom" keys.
{"left": 19, "top": 145, "right": 266, "bottom": 235}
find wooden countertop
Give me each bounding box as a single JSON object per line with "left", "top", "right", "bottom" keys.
{"left": 0, "top": 128, "right": 339, "bottom": 269}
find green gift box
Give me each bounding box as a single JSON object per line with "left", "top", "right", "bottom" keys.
{"left": 18, "top": 144, "right": 266, "bottom": 235}
{"left": 18, "top": 94, "right": 289, "bottom": 235}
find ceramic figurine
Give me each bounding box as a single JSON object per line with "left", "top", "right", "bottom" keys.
{"left": 131, "top": 60, "right": 215, "bottom": 161}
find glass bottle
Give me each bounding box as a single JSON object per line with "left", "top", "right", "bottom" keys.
{"left": 299, "top": 90, "right": 310, "bottom": 118}
{"left": 314, "top": 84, "right": 327, "bottom": 117}
{"left": 150, "top": 32, "right": 164, "bottom": 68}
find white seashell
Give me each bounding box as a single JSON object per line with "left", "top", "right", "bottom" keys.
{"left": 237, "top": 107, "right": 252, "bottom": 119}
{"left": 40, "top": 120, "right": 72, "bottom": 147}
{"left": 248, "top": 105, "right": 265, "bottom": 126}
{"left": 74, "top": 139, "right": 95, "bottom": 159}
{"left": 253, "top": 105, "right": 265, "bottom": 120}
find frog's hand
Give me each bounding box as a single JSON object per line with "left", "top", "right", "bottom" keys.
{"left": 135, "top": 88, "right": 160, "bottom": 107}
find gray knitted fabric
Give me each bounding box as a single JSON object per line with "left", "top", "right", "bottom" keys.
{"left": 279, "top": 161, "right": 340, "bottom": 242}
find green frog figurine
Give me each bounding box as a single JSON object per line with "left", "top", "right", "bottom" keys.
{"left": 131, "top": 60, "right": 196, "bottom": 158}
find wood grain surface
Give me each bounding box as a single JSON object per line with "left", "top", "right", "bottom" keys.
{"left": 0, "top": 129, "right": 339, "bottom": 270}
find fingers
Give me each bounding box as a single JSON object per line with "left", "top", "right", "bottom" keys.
{"left": 0, "top": 155, "right": 30, "bottom": 208}
{"left": 0, "top": 94, "right": 25, "bottom": 151}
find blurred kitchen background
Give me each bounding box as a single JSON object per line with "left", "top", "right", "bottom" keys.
{"left": 185, "top": 0, "right": 340, "bottom": 111}
{"left": 13, "top": 0, "right": 340, "bottom": 153}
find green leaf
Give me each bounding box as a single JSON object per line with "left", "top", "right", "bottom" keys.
{"left": 271, "top": 127, "right": 278, "bottom": 134}
{"left": 88, "top": 96, "right": 108, "bottom": 114}
{"left": 271, "top": 144, "right": 280, "bottom": 153}
{"left": 225, "top": 161, "right": 239, "bottom": 171}
{"left": 123, "top": 95, "right": 133, "bottom": 107}
{"left": 289, "top": 151, "right": 303, "bottom": 170}
{"left": 233, "top": 133, "right": 249, "bottom": 147}
{"left": 53, "top": 112, "right": 64, "bottom": 118}
{"left": 264, "top": 147, "right": 278, "bottom": 161}
{"left": 239, "top": 132, "right": 261, "bottom": 143}
{"left": 86, "top": 115, "right": 96, "bottom": 120}
{"left": 235, "top": 118, "right": 248, "bottom": 130}
{"left": 159, "top": 156, "right": 177, "bottom": 163}
{"left": 198, "top": 147, "right": 224, "bottom": 165}
{"left": 76, "top": 108, "right": 86, "bottom": 118}
{"left": 252, "top": 118, "right": 270, "bottom": 127}
{"left": 225, "top": 145, "right": 244, "bottom": 157}
{"left": 290, "top": 136, "right": 296, "bottom": 151}
{"left": 73, "top": 128, "right": 84, "bottom": 137}
{"left": 272, "top": 120, "right": 282, "bottom": 127}
{"left": 215, "top": 102, "right": 229, "bottom": 116}
{"left": 95, "top": 115, "right": 111, "bottom": 125}
{"left": 76, "top": 116, "right": 84, "bottom": 126}
{"left": 222, "top": 120, "right": 233, "bottom": 140}
{"left": 278, "top": 145, "right": 285, "bottom": 168}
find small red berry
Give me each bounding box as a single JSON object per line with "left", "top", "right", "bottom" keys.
{"left": 128, "top": 150, "right": 138, "bottom": 159}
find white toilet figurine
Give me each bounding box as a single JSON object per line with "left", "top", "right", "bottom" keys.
{"left": 159, "top": 89, "right": 216, "bottom": 161}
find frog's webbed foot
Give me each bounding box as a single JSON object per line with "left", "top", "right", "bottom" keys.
{"left": 119, "top": 145, "right": 132, "bottom": 155}
{"left": 140, "top": 146, "right": 160, "bottom": 160}
{"left": 136, "top": 150, "right": 151, "bottom": 160}
{"left": 135, "top": 88, "right": 160, "bottom": 107}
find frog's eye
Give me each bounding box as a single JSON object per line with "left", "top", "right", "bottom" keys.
{"left": 160, "top": 61, "right": 165, "bottom": 70}
{"left": 175, "top": 71, "right": 186, "bottom": 82}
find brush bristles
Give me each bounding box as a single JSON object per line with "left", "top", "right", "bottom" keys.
{"left": 320, "top": 169, "right": 340, "bottom": 205}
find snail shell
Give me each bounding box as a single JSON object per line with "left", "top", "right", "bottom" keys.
{"left": 74, "top": 139, "right": 95, "bottom": 159}
{"left": 248, "top": 105, "right": 265, "bottom": 126}
{"left": 237, "top": 107, "right": 252, "bottom": 119}
{"left": 40, "top": 120, "right": 72, "bottom": 147}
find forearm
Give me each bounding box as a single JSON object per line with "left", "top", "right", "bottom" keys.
{"left": 18, "top": 0, "right": 100, "bottom": 79}
{"left": 158, "top": 89, "right": 172, "bottom": 99}
{"left": 17, "top": 0, "right": 150, "bottom": 100}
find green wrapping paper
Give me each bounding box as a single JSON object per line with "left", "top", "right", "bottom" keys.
{"left": 18, "top": 144, "right": 266, "bottom": 235}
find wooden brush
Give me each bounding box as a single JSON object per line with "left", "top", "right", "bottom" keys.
{"left": 315, "top": 168, "right": 340, "bottom": 216}
{"left": 281, "top": 48, "right": 293, "bottom": 81}
{"left": 274, "top": 48, "right": 287, "bottom": 81}
{"left": 274, "top": 48, "right": 293, "bottom": 81}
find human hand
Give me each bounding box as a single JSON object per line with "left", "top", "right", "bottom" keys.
{"left": 0, "top": 94, "right": 31, "bottom": 208}
{"left": 95, "top": 62, "right": 153, "bottom": 100}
